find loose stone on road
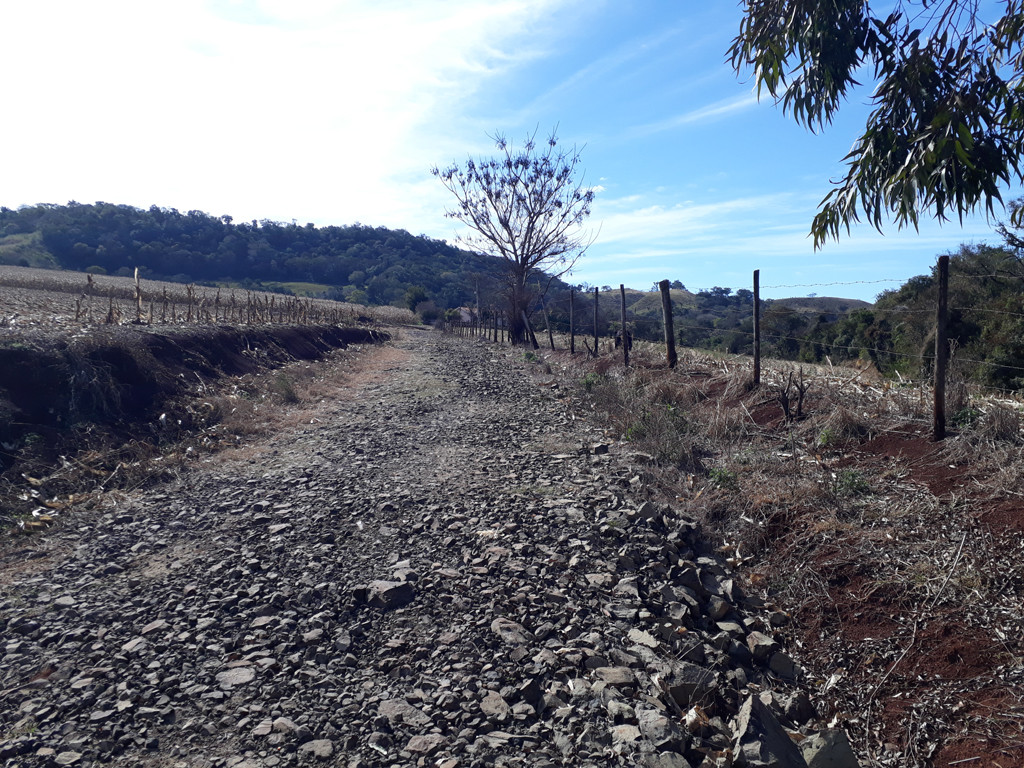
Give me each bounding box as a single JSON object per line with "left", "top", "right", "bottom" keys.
{"left": 0, "top": 330, "right": 856, "bottom": 768}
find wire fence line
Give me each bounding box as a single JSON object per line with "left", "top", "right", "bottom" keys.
{"left": 445, "top": 272, "right": 1024, "bottom": 377}
{"left": 954, "top": 306, "right": 1024, "bottom": 319}
{"left": 761, "top": 278, "right": 910, "bottom": 289}
{"left": 446, "top": 258, "right": 1024, "bottom": 437}
{"left": 0, "top": 266, "right": 410, "bottom": 330}
{"left": 672, "top": 277, "right": 910, "bottom": 294}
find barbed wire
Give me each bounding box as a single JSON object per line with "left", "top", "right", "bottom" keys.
{"left": 951, "top": 273, "right": 1024, "bottom": 281}
{"left": 955, "top": 356, "right": 1024, "bottom": 374}
{"left": 803, "top": 306, "right": 934, "bottom": 316}
{"left": 805, "top": 305, "right": 1024, "bottom": 319}
{"left": 670, "top": 321, "right": 1024, "bottom": 375}
{"left": 656, "top": 267, "right": 1024, "bottom": 299}
{"left": 953, "top": 306, "right": 1024, "bottom": 320}
{"left": 672, "top": 322, "right": 921, "bottom": 361}
{"left": 663, "top": 301, "right": 1022, "bottom": 320}
{"left": 761, "top": 279, "right": 909, "bottom": 289}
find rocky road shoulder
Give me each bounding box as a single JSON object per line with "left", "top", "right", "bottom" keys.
{"left": 1, "top": 331, "right": 855, "bottom": 768}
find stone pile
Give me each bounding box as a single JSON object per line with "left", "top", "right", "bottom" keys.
{"left": 0, "top": 333, "right": 859, "bottom": 767}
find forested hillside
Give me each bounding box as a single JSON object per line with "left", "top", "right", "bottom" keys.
{"left": 799, "top": 244, "right": 1024, "bottom": 391}
{"left": 0, "top": 202, "right": 505, "bottom": 310}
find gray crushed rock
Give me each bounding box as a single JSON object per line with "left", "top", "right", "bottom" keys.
{"left": 0, "top": 331, "right": 860, "bottom": 767}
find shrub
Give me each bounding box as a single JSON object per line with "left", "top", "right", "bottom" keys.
{"left": 832, "top": 469, "right": 870, "bottom": 498}
{"left": 708, "top": 467, "right": 739, "bottom": 491}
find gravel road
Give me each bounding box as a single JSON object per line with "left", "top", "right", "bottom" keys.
{"left": 0, "top": 330, "right": 849, "bottom": 768}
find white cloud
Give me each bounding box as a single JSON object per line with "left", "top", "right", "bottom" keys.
{"left": 1, "top": 0, "right": 1006, "bottom": 304}
{"left": 0, "top": 0, "right": 577, "bottom": 230}
{"left": 520, "top": 18, "right": 686, "bottom": 112}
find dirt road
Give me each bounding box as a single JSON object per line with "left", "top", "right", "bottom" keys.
{"left": 1, "top": 330, "right": 834, "bottom": 768}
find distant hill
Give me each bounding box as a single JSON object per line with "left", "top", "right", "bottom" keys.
{"left": 769, "top": 296, "right": 871, "bottom": 315}
{"left": 0, "top": 232, "right": 58, "bottom": 269}
{"left": 0, "top": 202, "right": 510, "bottom": 313}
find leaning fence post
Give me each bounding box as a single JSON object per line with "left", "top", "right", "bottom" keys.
{"left": 539, "top": 295, "right": 555, "bottom": 351}
{"left": 521, "top": 310, "right": 539, "bottom": 349}
{"left": 658, "top": 279, "right": 677, "bottom": 369}
{"left": 934, "top": 255, "right": 949, "bottom": 440}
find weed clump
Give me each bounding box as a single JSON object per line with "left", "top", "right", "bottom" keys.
{"left": 272, "top": 373, "right": 301, "bottom": 404}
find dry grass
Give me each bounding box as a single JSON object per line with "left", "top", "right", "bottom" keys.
{"left": 539, "top": 338, "right": 1024, "bottom": 766}
{"left": 2, "top": 339, "right": 377, "bottom": 535}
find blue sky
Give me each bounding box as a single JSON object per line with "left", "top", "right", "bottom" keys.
{"left": 0, "top": 0, "right": 1012, "bottom": 301}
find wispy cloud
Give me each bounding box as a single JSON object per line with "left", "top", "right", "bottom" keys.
{"left": 575, "top": 184, "right": 1002, "bottom": 298}
{"left": 626, "top": 93, "right": 759, "bottom": 138}
{"left": 523, "top": 20, "right": 691, "bottom": 111}
{"left": 2, "top": 0, "right": 1004, "bottom": 302}
{"left": 592, "top": 192, "right": 794, "bottom": 246}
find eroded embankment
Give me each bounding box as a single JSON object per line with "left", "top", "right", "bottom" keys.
{"left": 0, "top": 324, "right": 388, "bottom": 521}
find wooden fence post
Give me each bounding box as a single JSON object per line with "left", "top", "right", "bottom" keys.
{"left": 539, "top": 296, "right": 555, "bottom": 350}
{"left": 619, "top": 284, "right": 629, "bottom": 367}
{"left": 934, "top": 255, "right": 949, "bottom": 440}
{"left": 134, "top": 268, "right": 143, "bottom": 323}
{"left": 593, "top": 287, "right": 599, "bottom": 357}
{"left": 569, "top": 288, "right": 576, "bottom": 354}
{"left": 658, "top": 279, "right": 677, "bottom": 369}
{"left": 753, "top": 269, "right": 761, "bottom": 386}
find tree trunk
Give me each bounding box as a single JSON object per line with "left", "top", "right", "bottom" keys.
{"left": 540, "top": 296, "right": 555, "bottom": 350}
{"left": 521, "top": 311, "right": 540, "bottom": 349}
{"left": 508, "top": 276, "right": 528, "bottom": 345}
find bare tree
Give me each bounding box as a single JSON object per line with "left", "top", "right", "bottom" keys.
{"left": 432, "top": 128, "right": 595, "bottom": 344}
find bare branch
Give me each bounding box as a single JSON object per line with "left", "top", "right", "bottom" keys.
{"left": 432, "top": 129, "right": 595, "bottom": 344}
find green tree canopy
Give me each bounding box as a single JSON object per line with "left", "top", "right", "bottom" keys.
{"left": 730, "top": 1, "right": 1024, "bottom": 246}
